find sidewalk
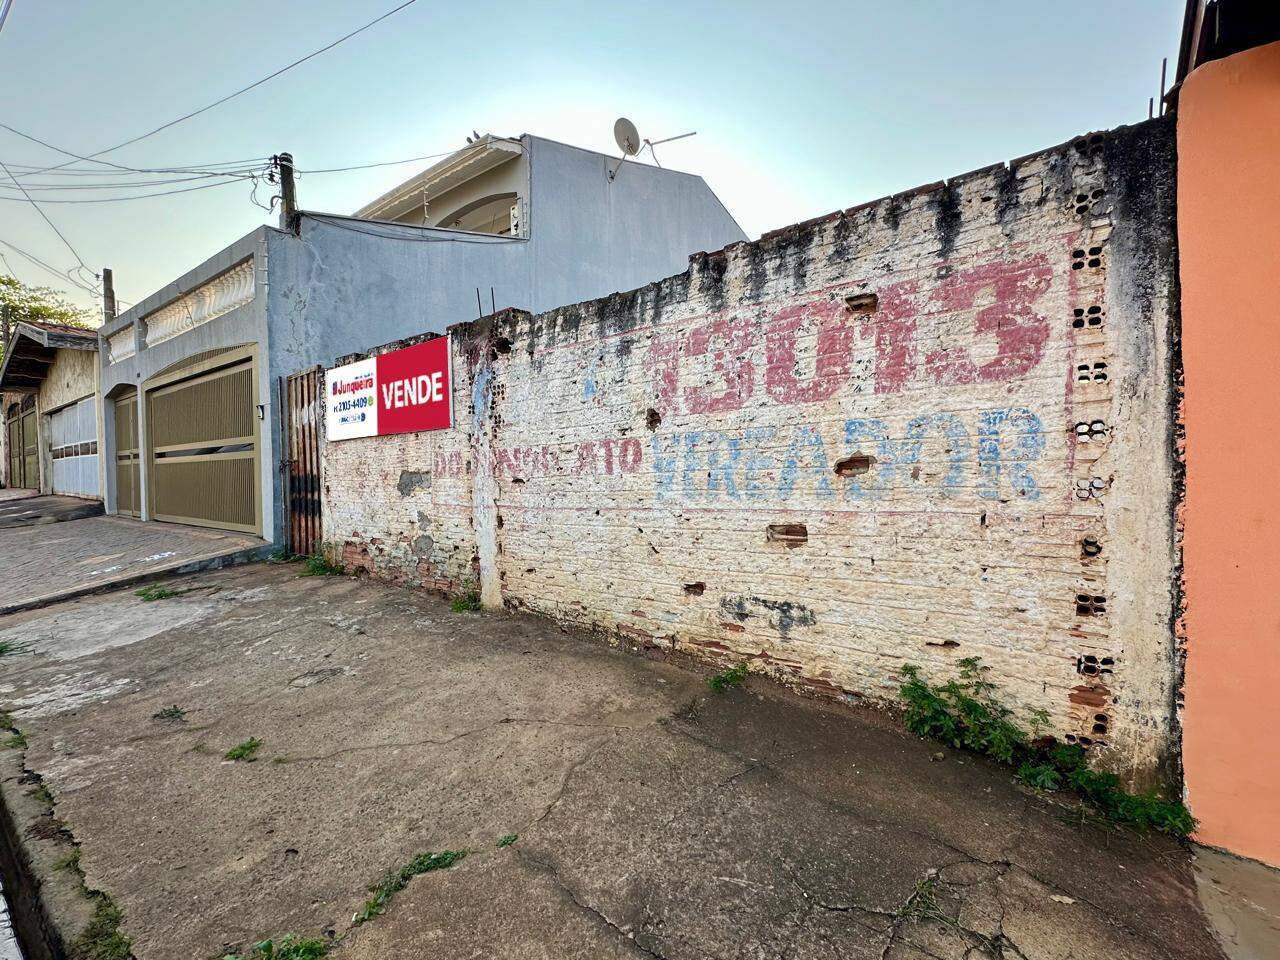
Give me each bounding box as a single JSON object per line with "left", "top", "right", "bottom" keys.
{"left": 0, "top": 563, "right": 1231, "bottom": 960}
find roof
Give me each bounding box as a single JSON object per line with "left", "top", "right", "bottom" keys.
{"left": 12, "top": 318, "right": 98, "bottom": 342}
{"left": 0, "top": 320, "right": 98, "bottom": 394}
{"left": 354, "top": 135, "right": 525, "bottom": 221}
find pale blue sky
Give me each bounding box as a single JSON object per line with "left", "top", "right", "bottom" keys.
{"left": 0, "top": 1, "right": 1185, "bottom": 313}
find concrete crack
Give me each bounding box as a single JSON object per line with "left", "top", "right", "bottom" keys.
{"left": 514, "top": 848, "right": 668, "bottom": 959}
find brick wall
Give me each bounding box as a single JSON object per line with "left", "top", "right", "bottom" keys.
{"left": 323, "top": 117, "right": 1181, "bottom": 788}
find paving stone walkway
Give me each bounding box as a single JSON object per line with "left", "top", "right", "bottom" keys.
{"left": 0, "top": 513, "right": 263, "bottom": 613}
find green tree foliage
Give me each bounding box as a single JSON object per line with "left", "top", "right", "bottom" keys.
{"left": 0, "top": 274, "right": 95, "bottom": 362}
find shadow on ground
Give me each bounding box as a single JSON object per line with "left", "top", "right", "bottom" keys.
{"left": 0, "top": 564, "right": 1229, "bottom": 960}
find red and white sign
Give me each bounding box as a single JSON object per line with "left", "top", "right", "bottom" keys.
{"left": 325, "top": 336, "right": 453, "bottom": 441}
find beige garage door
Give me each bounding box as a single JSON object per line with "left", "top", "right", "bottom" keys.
{"left": 146, "top": 352, "right": 258, "bottom": 534}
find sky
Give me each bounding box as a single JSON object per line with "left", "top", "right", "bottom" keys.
{"left": 0, "top": 0, "right": 1186, "bottom": 315}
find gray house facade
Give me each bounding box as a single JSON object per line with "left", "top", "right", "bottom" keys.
{"left": 96, "top": 134, "right": 746, "bottom": 543}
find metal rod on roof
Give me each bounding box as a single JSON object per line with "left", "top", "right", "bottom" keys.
{"left": 1149, "top": 97, "right": 1154, "bottom": 119}
{"left": 1159, "top": 57, "right": 1168, "bottom": 115}
{"left": 476, "top": 287, "right": 484, "bottom": 319}
{"left": 490, "top": 287, "right": 495, "bottom": 315}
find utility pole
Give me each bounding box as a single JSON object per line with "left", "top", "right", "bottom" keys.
{"left": 102, "top": 268, "right": 116, "bottom": 323}
{"left": 276, "top": 152, "right": 299, "bottom": 235}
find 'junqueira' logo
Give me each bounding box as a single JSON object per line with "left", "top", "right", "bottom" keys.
{"left": 324, "top": 336, "right": 452, "bottom": 441}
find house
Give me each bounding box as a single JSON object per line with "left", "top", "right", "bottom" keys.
{"left": 0, "top": 320, "right": 101, "bottom": 497}
{"left": 94, "top": 133, "right": 747, "bottom": 541}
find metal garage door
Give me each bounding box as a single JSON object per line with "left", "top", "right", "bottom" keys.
{"left": 49, "top": 397, "right": 99, "bottom": 498}
{"left": 113, "top": 391, "right": 140, "bottom": 516}
{"left": 147, "top": 356, "right": 258, "bottom": 533}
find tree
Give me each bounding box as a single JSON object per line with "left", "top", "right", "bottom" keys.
{"left": 0, "top": 275, "right": 95, "bottom": 363}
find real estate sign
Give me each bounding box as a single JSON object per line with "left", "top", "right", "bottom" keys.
{"left": 325, "top": 336, "right": 453, "bottom": 441}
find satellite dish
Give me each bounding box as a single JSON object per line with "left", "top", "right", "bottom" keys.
{"left": 614, "top": 118, "right": 641, "bottom": 156}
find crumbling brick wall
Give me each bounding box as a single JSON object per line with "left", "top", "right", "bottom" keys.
{"left": 323, "top": 117, "right": 1181, "bottom": 788}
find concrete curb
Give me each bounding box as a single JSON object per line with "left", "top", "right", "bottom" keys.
{"left": 0, "top": 740, "right": 93, "bottom": 960}
{"left": 0, "top": 544, "right": 274, "bottom": 617}
{"left": 0, "top": 502, "right": 105, "bottom": 530}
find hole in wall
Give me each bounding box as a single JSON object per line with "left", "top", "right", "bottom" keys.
{"left": 646, "top": 408, "right": 662, "bottom": 431}
{"left": 833, "top": 454, "right": 875, "bottom": 477}
{"left": 1081, "top": 536, "right": 1102, "bottom": 558}
{"left": 844, "top": 292, "right": 878, "bottom": 314}
{"left": 766, "top": 523, "right": 809, "bottom": 548}
{"left": 683, "top": 582, "right": 706, "bottom": 597}
{"left": 1075, "top": 593, "right": 1107, "bottom": 617}
{"left": 1072, "top": 305, "right": 1105, "bottom": 329}
{"left": 494, "top": 336, "right": 513, "bottom": 355}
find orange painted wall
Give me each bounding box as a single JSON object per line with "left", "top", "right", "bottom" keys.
{"left": 1179, "top": 40, "right": 1280, "bottom": 868}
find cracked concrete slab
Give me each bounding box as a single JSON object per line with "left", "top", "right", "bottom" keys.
{"left": 0, "top": 564, "right": 1232, "bottom": 960}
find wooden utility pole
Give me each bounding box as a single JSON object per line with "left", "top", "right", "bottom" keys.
{"left": 102, "top": 267, "right": 116, "bottom": 323}
{"left": 276, "top": 153, "right": 299, "bottom": 234}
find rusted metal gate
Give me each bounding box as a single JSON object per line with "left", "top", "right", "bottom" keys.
{"left": 281, "top": 366, "right": 323, "bottom": 557}
{"left": 113, "top": 391, "right": 141, "bottom": 516}
{"left": 146, "top": 350, "right": 258, "bottom": 533}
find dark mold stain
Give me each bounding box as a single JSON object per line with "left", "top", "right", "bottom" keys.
{"left": 719, "top": 595, "right": 817, "bottom": 639}
{"left": 933, "top": 180, "right": 962, "bottom": 259}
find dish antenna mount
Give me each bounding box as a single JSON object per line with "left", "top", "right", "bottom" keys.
{"left": 608, "top": 118, "right": 697, "bottom": 182}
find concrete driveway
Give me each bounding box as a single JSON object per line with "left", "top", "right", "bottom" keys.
{"left": 0, "top": 512, "right": 265, "bottom": 614}
{"left": 0, "top": 563, "right": 1231, "bottom": 960}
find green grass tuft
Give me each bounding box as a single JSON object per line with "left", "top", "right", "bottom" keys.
{"left": 221, "top": 936, "right": 328, "bottom": 960}
{"left": 152, "top": 705, "right": 186, "bottom": 723}
{"left": 54, "top": 847, "right": 81, "bottom": 872}
{"left": 451, "top": 591, "right": 482, "bottom": 612}
{"left": 4, "top": 730, "right": 27, "bottom": 750}
{"left": 299, "top": 549, "right": 344, "bottom": 577}
{"left": 707, "top": 662, "right": 749, "bottom": 692}
{"left": 0, "top": 639, "right": 28, "bottom": 657}
{"left": 900, "top": 658, "right": 1195, "bottom": 837}
{"left": 353, "top": 850, "right": 467, "bottom": 925}
{"left": 69, "top": 895, "right": 131, "bottom": 960}
{"left": 224, "top": 737, "right": 264, "bottom": 762}
{"left": 135, "top": 584, "right": 191, "bottom": 602}
{"left": 496, "top": 834, "right": 518, "bottom": 848}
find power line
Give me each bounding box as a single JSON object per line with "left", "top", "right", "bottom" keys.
{"left": 0, "top": 156, "right": 92, "bottom": 276}
{"left": 0, "top": 176, "right": 250, "bottom": 203}
{"left": 0, "top": 238, "right": 99, "bottom": 295}
{"left": 296, "top": 150, "right": 458, "bottom": 175}
{"left": 23, "top": 0, "right": 420, "bottom": 177}
{"left": 1, "top": 155, "right": 272, "bottom": 177}
{"left": 0, "top": 0, "right": 15, "bottom": 39}
{"left": 0, "top": 120, "right": 263, "bottom": 180}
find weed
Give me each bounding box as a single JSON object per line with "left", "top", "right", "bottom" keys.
{"left": 0, "top": 639, "right": 27, "bottom": 657}
{"left": 0, "top": 710, "right": 13, "bottom": 729}
{"left": 152, "top": 705, "right": 186, "bottom": 723}
{"left": 496, "top": 834, "right": 518, "bottom": 848}
{"left": 707, "top": 662, "right": 749, "bottom": 692}
{"left": 267, "top": 548, "right": 300, "bottom": 565}
{"left": 54, "top": 848, "right": 81, "bottom": 872}
{"left": 353, "top": 850, "right": 467, "bottom": 925}
{"left": 4, "top": 730, "right": 27, "bottom": 750}
{"left": 225, "top": 737, "right": 263, "bottom": 762}
{"left": 29, "top": 783, "right": 53, "bottom": 807}
{"left": 69, "top": 895, "right": 131, "bottom": 960}
{"left": 451, "top": 591, "right": 482, "bottom": 612}
{"left": 300, "top": 548, "right": 344, "bottom": 578}
{"left": 221, "top": 936, "right": 328, "bottom": 960}
{"left": 135, "top": 585, "right": 190, "bottom": 602}
{"left": 900, "top": 658, "right": 1196, "bottom": 837}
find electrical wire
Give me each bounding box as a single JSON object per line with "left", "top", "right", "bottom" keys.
{"left": 2, "top": 170, "right": 263, "bottom": 191}
{"left": 295, "top": 150, "right": 459, "bottom": 175}
{"left": 0, "top": 238, "right": 99, "bottom": 295}
{"left": 0, "top": 0, "right": 15, "bottom": 39}
{"left": 0, "top": 120, "right": 266, "bottom": 181}
{"left": 22, "top": 0, "right": 420, "bottom": 177}
{"left": 0, "top": 156, "right": 92, "bottom": 275}
{"left": 0, "top": 176, "right": 252, "bottom": 203}
{"left": 1, "top": 155, "right": 272, "bottom": 177}
{"left": 302, "top": 212, "right": 526, "bottom": 244}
